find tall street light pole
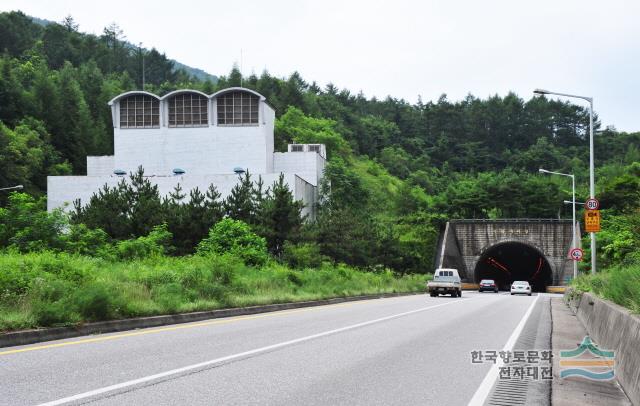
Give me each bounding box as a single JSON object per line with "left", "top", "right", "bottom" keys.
{"left": 539, "top": 169, "right": 577, "bottom": 280}
{"left": 534, "top": 89, "right": 596, "bottom": 275}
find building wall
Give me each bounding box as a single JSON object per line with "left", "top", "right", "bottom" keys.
{"left": 294, "top": 175, "right": 318, "bottom": 220}
{"left": 264, "top": 108, "right": 275, "bottom": 173}
{"left": 86, "top": 156, "right": 114, "bottom": 176}
{"left": 48, "top": 173, "right": 317, "bottom": 219}
{"left": 113, "top": 125, "right": 273, "bottom": 176}
{"left": 273, "top": 152, "right": 325, "bottom": 186}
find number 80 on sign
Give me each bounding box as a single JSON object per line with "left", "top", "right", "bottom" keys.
{"left": 585, "top": 198, "right": 599, "bottom": 210}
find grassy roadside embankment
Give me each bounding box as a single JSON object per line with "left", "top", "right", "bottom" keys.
{"left": 570, "top": 264, "right": 640, "bottom": 313}
{"left": 0, "top": 251, "right": 429, "bottom": 331}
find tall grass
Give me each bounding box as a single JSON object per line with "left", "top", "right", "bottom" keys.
{"left": 0, "top": 251, "right": 429, "bottom": 331}
{"left": 571, "top": 264, "right": 640, "bottom": 313}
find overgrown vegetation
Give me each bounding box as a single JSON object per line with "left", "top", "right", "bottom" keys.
{"left": 571, "top": 264, "right": 640, "bottom": 313}
{"left": 0, "top": 251, "right": 428, "bottom": 331}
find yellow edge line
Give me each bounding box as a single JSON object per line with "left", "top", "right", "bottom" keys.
{"left": 0, "top": 299, "right": 381, "bottom": 356}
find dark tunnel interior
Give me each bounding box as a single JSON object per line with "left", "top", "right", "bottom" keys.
{"left": 474, "top": 242, "right": 553, "bottom": 292}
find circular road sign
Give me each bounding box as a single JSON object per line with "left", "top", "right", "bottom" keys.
{"left": 585, "top": 198, "right": 600, "bottom": 210}
{"left": 570, "top": 248, "right": 584, "bottom": 261}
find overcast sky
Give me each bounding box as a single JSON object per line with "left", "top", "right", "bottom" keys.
{"left": 2, "top": 0, "right": 639, "bottom": 131}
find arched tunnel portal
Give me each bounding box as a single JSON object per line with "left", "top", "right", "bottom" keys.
{"left": 474, "top": 242, "right": 553, "bottom": 292}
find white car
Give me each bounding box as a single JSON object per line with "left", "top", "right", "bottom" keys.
{"left": 510, "top": 281, "right": 532, "bottom": 296}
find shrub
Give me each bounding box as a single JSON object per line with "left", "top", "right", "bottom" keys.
{"left": 73, "top": 284, "right": 113, "bottom": 320}
{"left": 282, "top": 242, "right": 327, "bottom": 269}
{"left": 0, "top": 250, "right": 429, "bottom": 330}
{"left": 31, "top": 300, "right": 78, "bottom": 326}
{"left": 571, "top": 265, "right": 640, "bottom": 313}
{"left": 0, "top": 193, "right": 67, "bottom": 252}
{"left": 116, "top": 224, "right": 173, "bottom": 260}
{"left": 63, "top": 224, "right": 112, "bottom": 257}
{"left": 151, "top": 283, "right": 184, "bottom": 313}
{"left": 197, "top": 218, "right": 268, "bottom": 266}
{"left": 28, "top": 278, "right": 79, "bottom": 326}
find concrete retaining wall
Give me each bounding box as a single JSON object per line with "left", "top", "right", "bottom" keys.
{"left": 565, "top": 290, "right": 640, "bottom": 405}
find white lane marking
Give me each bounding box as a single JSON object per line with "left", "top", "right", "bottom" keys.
{"left": 467, "top": 294, "right": 541, "bottom": 406}
{"left": 37, "top": 297, "right": 473, "bottom": 406}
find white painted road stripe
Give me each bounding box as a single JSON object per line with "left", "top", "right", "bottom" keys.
{"left": 467, "top": 294, "right": 541, "bottom": 406}
{"left": 37, "top": 297, "right": 473, "bottom": 406}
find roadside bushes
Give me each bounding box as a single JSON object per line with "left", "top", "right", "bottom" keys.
{"left": 0, "top": 193, "right": 67, "bottom": 252}
{"left": 571, "top": 263, "right": 640, "bottom": 313}
{"left": 282, "top": 242, "right": 327, "bottom": 269}
{"left": 115, "top": 223, "right": 172, "bottom": 260}
{"left": 63, "top": 223, "right": 111, "bottom": 257}
{"left": 0, "top": 250, "right": 428, "bottom": 331}
{"left": 197, "top": 218, "right": 268, "bottom": 266}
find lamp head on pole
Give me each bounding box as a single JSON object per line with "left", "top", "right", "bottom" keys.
{"left": 533, "top": 89, "right": 550, "bottom": 95}
{"left": 538, "top": 168, "right": 549, "bottom": 174}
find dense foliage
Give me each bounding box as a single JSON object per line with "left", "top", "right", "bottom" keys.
{"left": 1, "top": 11, "right": 639, "bottom": 306}
{"left": 0, "top": 250, "right": 427, "bottom": 330}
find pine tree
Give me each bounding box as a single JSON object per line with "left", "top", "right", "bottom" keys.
{"left": 259, "top": 174, "right": 304, "bottom": 256}
{"left": 205, "top": 184, "right": 225, "bottom": 222}
{"left": 124, "top": 166, "right": 164, "bottom": 237}
{"left": 224, "top": 171, "right": 257, "bottom": 224}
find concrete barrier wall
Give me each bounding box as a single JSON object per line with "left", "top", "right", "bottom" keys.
{"left": 566, "top": 291, "right": 640, "bottom": 405}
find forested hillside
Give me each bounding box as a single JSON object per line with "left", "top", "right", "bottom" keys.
{"left": 1, "top": 10, "right": 639, "bottom": 275}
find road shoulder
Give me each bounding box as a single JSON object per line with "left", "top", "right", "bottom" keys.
{"left": 551, "top": 297, "right": 632, "bottom": 406}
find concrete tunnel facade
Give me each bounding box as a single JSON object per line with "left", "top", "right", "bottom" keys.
{"left": 434, "top": 219, "right": 578, "bottom": 289}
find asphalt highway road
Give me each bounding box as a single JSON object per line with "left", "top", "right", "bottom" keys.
{"left": 0, "top": 291, "right": 548, "bottom": 406}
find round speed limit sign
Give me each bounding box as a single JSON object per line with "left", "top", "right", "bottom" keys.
{"left": 570, "top": 248, "right": 584, "bottom": 261}
{"left": 585, "top": 198, "right": 599, "bottom": 210}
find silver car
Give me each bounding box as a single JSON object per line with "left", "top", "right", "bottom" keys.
{"left": 510, "top": 281, "right": 532, "bottom": 296}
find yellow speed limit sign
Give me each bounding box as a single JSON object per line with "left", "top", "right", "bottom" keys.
{"left": 584, "top": 210, "right": 601, "bottom": 232}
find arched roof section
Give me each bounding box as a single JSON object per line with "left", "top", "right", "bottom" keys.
{"left": 108, "top": 91, "right": 161, "bottom": 106}
{"left": 210, "top": 87, "right": 266, "bottom": 101}
{"left": 160, "top": 89, "right": 210, "bottom": 100}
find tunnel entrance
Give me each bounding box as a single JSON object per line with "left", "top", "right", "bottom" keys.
{"left": 474, "top": 242, "right": 553, "bottom": 292}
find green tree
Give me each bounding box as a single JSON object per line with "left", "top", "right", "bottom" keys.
{"left": 73, "top": 167, "right": 163, "bottom": 239}
{"left": 0, "top": 119, "right": 65, "bottom": 200}
{"left": 275, "top": 106, "right": 351, "bottom": 157}
{"left": 259, "top": 174, "right": 304, "bottom": 256}
{"left": 0, "top": 192, "right": 66, "bottom": 252}
{"left": 314, "top": 208, "right": 380, "bottom": 268}
{"left": 164, "top": 184, "right": 224, "bottom": 255}
{"left": 224, "top": 171, "right": 259, "bottom": 224}
{"left": 0, "top": 58, "right": 27, "bottom": 124}
{"left": 197, "top": 218, "right": 268, "bottom": 266}
{"left": 124, "top": 167, "right": 164, "bottom": 237}
{"left": 0, "top": 11, "right": 42, "bottom": 57}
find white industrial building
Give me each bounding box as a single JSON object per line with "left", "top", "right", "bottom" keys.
{"left": 47, "top": 87, "right": 326, "bottom": 219}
